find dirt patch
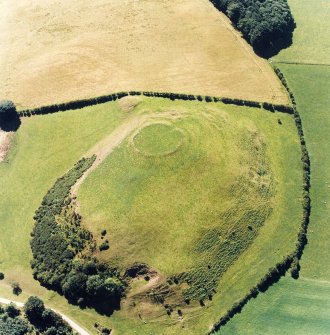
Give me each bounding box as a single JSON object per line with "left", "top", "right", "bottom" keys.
{"left": 118, "top": 96, "right": 142, "bottom": 112}
{"left": 0, "top": 130, "right": 13, "bottom": 162}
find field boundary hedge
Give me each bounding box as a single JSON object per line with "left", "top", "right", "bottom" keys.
{"left": 17, "top": 91, "right": 293, "bottom": 118}
{"left": 207, "top": 67, "right": 312, "bottom": 334}
{"left": 274, "top": 61, "right": 330, "bottom": 67}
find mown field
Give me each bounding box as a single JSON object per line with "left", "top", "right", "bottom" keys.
{"left": 0, "top": 97, "right": 302, "bottom": 334}
{"left": 218, "top": 1, "right": 330, "bottom": 330}
{"left": 0, "top": 0, "right": 287, "bottom": 109}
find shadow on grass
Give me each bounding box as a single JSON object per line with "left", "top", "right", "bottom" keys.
{"left": 0, "top": 113, "right": 21, "bottom": 132}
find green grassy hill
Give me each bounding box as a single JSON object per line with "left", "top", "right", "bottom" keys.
{"left": 0, "top": 97, "right": 303, "bottom": 334}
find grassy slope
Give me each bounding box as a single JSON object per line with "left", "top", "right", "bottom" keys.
{"left": 0, "top": 97, "right": 301, "bottom": 334}
{"left": 76, "top": 98, "right": 302, "bottom": 335}
{"left": 0, "top": 102, "right": 128, "bottom": 334}
{"left": 0, "top": 0, "right": 287, "bottom": 109}
{"left": 78, "top": 101, "right": 272, "bottom": 276}
{"left": 220, "top": 66, "right": 330, "bottom": 335}
{"left": 218, "top": 0, "right": 330, "bottom": 329}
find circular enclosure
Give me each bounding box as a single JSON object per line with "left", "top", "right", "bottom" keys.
{"left": 132, "top": 123, "right": 184, "bottom": 157}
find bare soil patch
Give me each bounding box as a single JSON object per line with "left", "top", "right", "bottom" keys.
{"left": 0, "top": 0, "right": 287, "bottom": 109}
{"left": 118, "top": 96, "right": 142, "bottom": 113}
{"left": 0, "top": 131, "right": 13, "bottom": 163}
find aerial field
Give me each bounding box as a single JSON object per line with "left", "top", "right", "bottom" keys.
{"left": 75, "top": 97, "right": 302, "bottom": 334}
{"left": 219, "top": 65, "right": 330, "bottom": 335}
{"left": 218, "top": 1, "right": 330, "bottom": 330}
{"left": 0, "top": 97, "right": 302, "bottom": 334}
{"left": 0, "top": 0, "right": 287, "bottom": 109}
{"left": 273, "top": 0, "right": 330, "bottom": 64}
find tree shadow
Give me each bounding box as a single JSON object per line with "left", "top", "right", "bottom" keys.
{"left": 255, "top": 23, "right": 296, "bottom": 59}
{"left": 76, "top": 296, "right": 121, "bottom": 317}
{"left": 0, "top": 113, "right": 21, "bottom": 132}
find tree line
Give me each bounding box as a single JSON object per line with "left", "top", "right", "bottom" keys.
{"left": 210, "top": 0, "right": 295, "bottom": 57}
{"left": 17, "top": 91, "right": 293, "bottom": 118}
{"left": 30, "top": 157, "right": 125, "bottom": 314}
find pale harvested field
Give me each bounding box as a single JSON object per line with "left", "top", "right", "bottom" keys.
{"left": 0, "top": 0, "right": 287, "bottom": 109}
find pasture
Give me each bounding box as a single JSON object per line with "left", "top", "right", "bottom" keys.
{"left": 218, "top": 57, "right": 330, "bottom": 335}
{"left": 0, "top": 0, "right": 287, "bottom": 109}
{"left": 0, "top": 97, "right": 302, "bottom": 334}
{"left": 273, "top": 0, "right": 330, "bottom": 64}
{"left": 0, "top": 102, "right": 127, "bottom": 333}
{"left": 75, "top": 97, "right": 302, "bottom": 334}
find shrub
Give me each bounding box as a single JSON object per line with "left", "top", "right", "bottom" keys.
{"left": 30, "top": 156, "right": 125, "bottom": 311}
{"left": 11, "top": 282, "right": 22, "bottom": 296}
{"left": 0, "top": 273, "right": 4, "bottom": 280}
{"left": 5, "top": 304, "right": 20, "bottom": 318}
{"left": 99, "top": 241, "right": 110, "bottom": 251}
{"left": 24, "top": 296, "right": 45, "bottom": 323}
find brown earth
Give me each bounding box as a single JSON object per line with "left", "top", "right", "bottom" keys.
{"left": 0, "top": 131, "right": 13, "bottom": 163}
{"left": 0, "top": 0, "right": 288, "bottom": 109}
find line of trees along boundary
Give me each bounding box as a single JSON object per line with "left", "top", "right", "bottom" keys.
{"left": 207, "top": 67, "right": 311, "bottom": 334}
{"left": 17, "top": 91, "right": 293, "bottom": 118}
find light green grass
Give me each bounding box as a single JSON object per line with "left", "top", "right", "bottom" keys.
{"left": 221, "top": 276, "right": 330, "bottom": 335}
{"left": 133, "top": 123, "right": 184, "bottom": 156}
{"left": 0, "top": 97, "right": 302, "bottom": 335}
{"left": 76, "top": 98, "right": 302, "bottom": 334}
{"left": 272, "top": 0, "right": 330, "bottom": 64}
{"left": 218, "top": 65, "right": 330, "bottom": 335}
{"left": 0, "top": 102, "right": 127, "bottom": 334}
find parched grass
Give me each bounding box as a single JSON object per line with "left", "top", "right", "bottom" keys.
{"left": 218, "top": 65, "right": 330, "bottom": 334}
{"left": 0, "top": 0, "right": 287, "bottom": 109}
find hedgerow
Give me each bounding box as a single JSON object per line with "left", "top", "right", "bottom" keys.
{"left": 19, "top": 91, "right": 292, "bottom": 119}
{"left": 30, "top": 157, "right": 125, "bottom": 312}
{"left": 208, "top": 67, "right": 311, "bottom": 333}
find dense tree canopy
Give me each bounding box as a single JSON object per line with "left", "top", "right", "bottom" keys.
{"left": 30, "top": 157, "right": 125, "bottom": 313}
{"left": 210, "top": 0, "right": 295, "bottom": 56}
